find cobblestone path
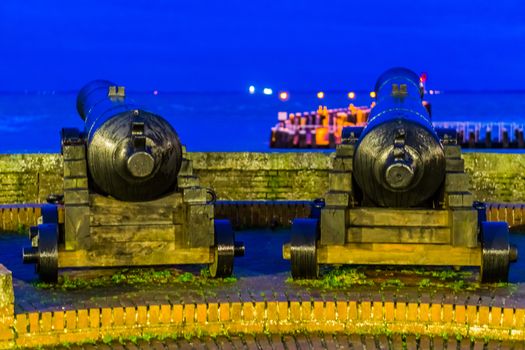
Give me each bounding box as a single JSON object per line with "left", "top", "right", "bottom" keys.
{"left": 43, "top": 334, "right": 525, "bottom": 350}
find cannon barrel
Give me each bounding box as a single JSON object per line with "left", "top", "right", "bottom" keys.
{"left": 75, "top": 80, "right": 183, "bottom": 201}
{"left": 353, "top": 68, "right": 445, "bottom": 207}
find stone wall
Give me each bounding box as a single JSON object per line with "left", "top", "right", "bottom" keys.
{"left": 190, "top": 152, "right": 330, "bottom": 200}
{"left": 0, "top": 154, "right": 62, "bottom": 204}
{"left": 0, "top": 152, "right": 525, "bottom": 204}
{"left": 464, "top": 152, "right": 525, "bottom": 202}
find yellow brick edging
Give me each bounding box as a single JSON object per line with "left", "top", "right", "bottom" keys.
{"left": 0, "top": 300, "right": 524, "bottom": 348}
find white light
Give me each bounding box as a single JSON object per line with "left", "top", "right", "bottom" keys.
{"left": 249, "top": 85, "right": 255, "bottom": 94}
{"left": 263, "top": 88, "right": 273, "bottom": 95}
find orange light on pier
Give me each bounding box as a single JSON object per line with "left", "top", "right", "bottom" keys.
{"left": 317, "top": 91, "right": 325, "bottom": 99}
{"left": 369, "top": 91, "right": 376, "bottom": 98}
{"left": 278, "top": 91, "right": 290, "bottom": 101}
{"left": 347, "top": 91, "right": 356, "bottom": 99}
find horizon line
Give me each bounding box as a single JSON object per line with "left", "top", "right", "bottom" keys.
{"left": 1, "top": 89, "right": 525, "bottom": 95}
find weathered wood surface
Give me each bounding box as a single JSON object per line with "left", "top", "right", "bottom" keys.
{"left": 90, "top": 193, "right": 183, "bottom": 209}
{"left": 348, "top": 208, "right": 449, "bottom": 227}
{"left": 450, "top": 208, "right": 478, "bottom": 247}
{"left": 89, "top": 224, "right": 177, "bottom": 243}
{"left": 320, "top": 206, "right": 346, "bottom": 245}
{"left": 316, "top": 243, "right": 481, "bottom": 266}
{"left": 58, "top": 244, "right": 213, "bottom": 267}
{"left": 90, "top": 206, "right": 174, "bottom": 226}
{"left": 346, "top": 226, "right": 451, "bottom": 244}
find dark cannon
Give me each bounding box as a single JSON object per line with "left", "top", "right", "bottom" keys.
{"left": 353, "top": 68, "right": 445, "bottom": 207}
{"left": 75, "top": 80, "right": 183, "bottom": 201}
{"left": 23, "top": 80, "right": 244, "bottom": 282}
{"left": 283, "top": 67, "right": 517, "bottom": 283}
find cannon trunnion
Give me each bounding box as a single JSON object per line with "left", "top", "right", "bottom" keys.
{"left": 23, "top": 81, "right": 244, "bottom": 282}
{"left": 283, "top": 68, "right": 517, "bottom": 283}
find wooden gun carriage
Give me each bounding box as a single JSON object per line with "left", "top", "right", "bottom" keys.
{"left": 23, "top": 80, "right": 244, "bottom": 282}
{"left": 283, "top": 68, "right": 517, "bottom": 283}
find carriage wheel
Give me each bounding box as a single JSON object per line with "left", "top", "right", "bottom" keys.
{"left": 23, "top": 223, "right": 59, "bottom": 283}
{"left": 480, "top": 221, "right": 517, "bottom": 283}
{"left": 290, "top": 218, "right": 319, "bottom": 279}
{"left": 209, "top": 220, "right": 236, "bottom": 278}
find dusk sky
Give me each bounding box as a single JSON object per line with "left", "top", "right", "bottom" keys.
{"left": 1, "top": 1, "right": 524, "bottom": 92}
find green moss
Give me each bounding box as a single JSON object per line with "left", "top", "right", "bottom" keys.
{"left": 16, "top": 223, "right": 27, "bottom": 235}
{"left": 286, "top": 266, "right": 503, "bottom": 292}
{"left": 380, "top": 279, "right": 404, "bottom": 289}
{"left": 33, "top": 267, "right": 237, "bottom": 291}
{"left": 177, "top": 272, "right": 195, "bottom": 283}
{"left": 287, "top": 267, "right": 374, "bottom": 289}
{"left": 418, "top": 278, "right": 431, "bottom": 289}
{"left": 102, "top": 335, "right": 113, "bottom": 344}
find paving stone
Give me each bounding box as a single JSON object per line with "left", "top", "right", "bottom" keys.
{"left": 203, "top": 336, "right": 220, "bottom": 350}
{"left": 295, "top": 333, "right": 311, "bottom": 350}
{"left": 371, "top": 335, "right": 387, "bottom": 350}
{"left": 390, "top": 335, "right": 403, "bottom": 350}
{"left": 308, "top": 332, "right": 324, "bottom": 350}
{"left": 149, "top": 339, "right": 168, "bottom": 350}
{"left": 405, "top": 335, "right": 417, "bottom": 350}
{"left": 419, "top": 335, "right": 431, "bottom": 350}
{"left": 459, "top": 338, "right": 471, "bottom": 350}
{"left": 334, "top": 333, "right": 350, "bottom": 349}
{"left": 472, "top": 340, "right": 485, "bottom": 350}
{"left": 363, "top": 335, "right": 376, "bottom": 350}
{"left": 215, "top": 335, "right": 235, "bottom": 350}
{"left": 184, "top": 337, "right": 207, "bottom": 350}
{"left": 487, "top": 340, "right": 501, "bottom": 350}
{"left": 255, "top": 333, "right": 273, "bottom": 350}
{"left": 108, "top": 342, "right": 127, "bottom": 350}
{"left": 283, "top": 334, "right": 299, "bottom": 350}
{"left": 271, "top": 334, "right": 286, "bottom": 350}
{"left": 445, "top": 338, "right": 458, "bottom": 350}
{"left": 321, "top": 333, "right": 338, "bottom": 350}
{"left": 241, "top": 334, "right": 259, "bottom": 350}
{"left": 433, "top": 336, "right": 444, "bottom": 350}
{"left": 161, "top": 338, "right": 179, "bottom": 350}
{"left": 123, "top": 342, "right": 140, "bottom": 350}
{"left": 229, "top": 335, "right": 246, "bottom": 350}
{"left": 350, "top": 334, "right": 364, "bottom": 350}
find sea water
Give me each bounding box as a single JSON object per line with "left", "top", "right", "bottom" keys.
{"left": 1, "top": 91, "right": 524, "bottom": 153}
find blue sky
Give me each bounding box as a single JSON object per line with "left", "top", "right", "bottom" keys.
{"left": 0, "top": 0, "right": 524, "bottom": 92}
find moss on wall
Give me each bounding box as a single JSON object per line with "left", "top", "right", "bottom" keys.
{"left": 189, "top": 152, "right": 330, "bottom": 200}
{"left": 0, "top": 154, "right": 62, "bottom": 204}
{"left": 464, "top": 153, "right": 525, "bottom": 203}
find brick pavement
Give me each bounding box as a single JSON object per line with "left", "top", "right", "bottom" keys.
{"left": 40, "top": 334, "right": 525, "bottom": 350}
